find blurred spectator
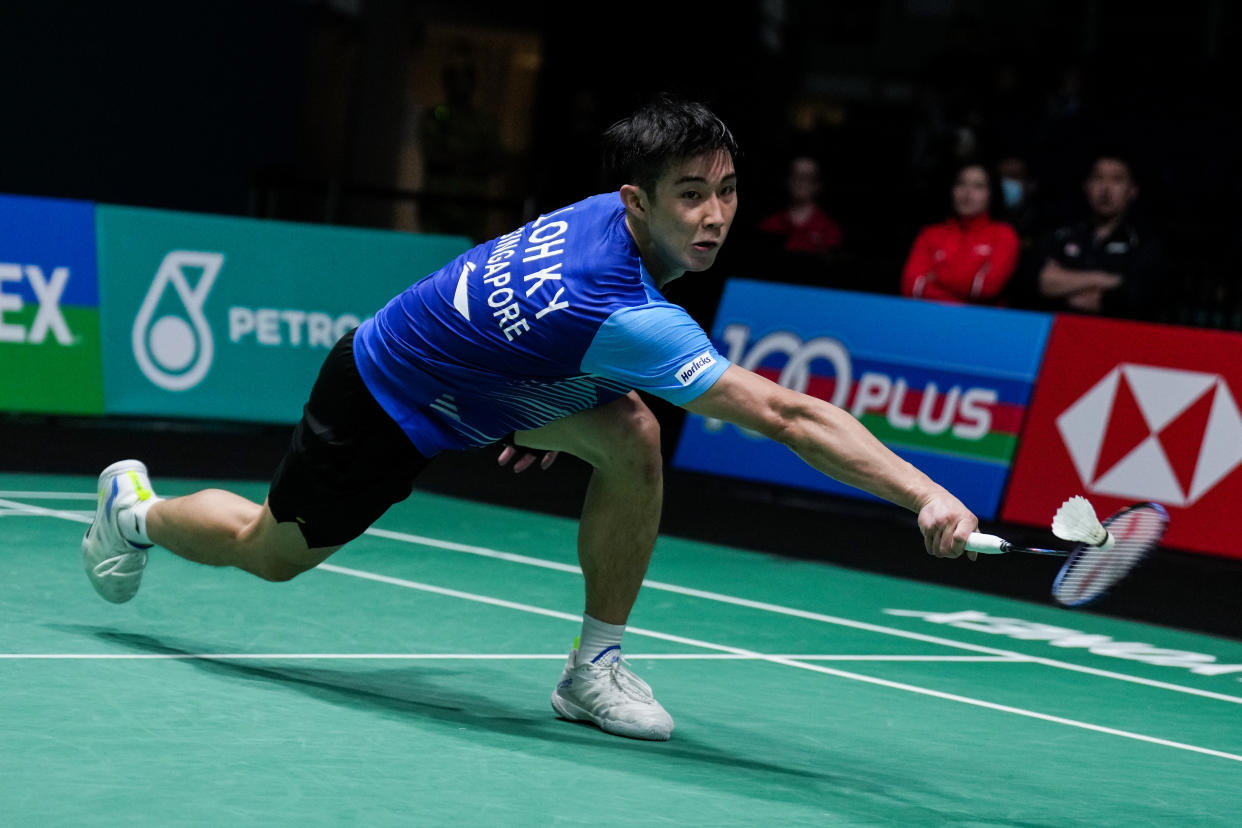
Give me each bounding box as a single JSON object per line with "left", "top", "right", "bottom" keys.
{"left": 757, "top": 155, "right": 844, "bottom": 261}
{"left": 900, "top": 159, "right": 1019, "bottom": 305}
{"left": 994, "top": 153, "right": 1043, "bottom": 251}
{"left": 1021, "top": 152, "right": 1164, "bottom": 318}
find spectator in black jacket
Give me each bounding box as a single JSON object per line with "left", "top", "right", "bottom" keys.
{"left": 1020, "top": 152, "right": 1163, "bottom": 319}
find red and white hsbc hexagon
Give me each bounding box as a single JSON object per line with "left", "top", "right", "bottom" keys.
{"left": 1003, "top": 315, "right": 1242, "bottom": 558}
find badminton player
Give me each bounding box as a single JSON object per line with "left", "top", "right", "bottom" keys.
{"left": 81, "top": 95, "right": 979, "bottom": 741}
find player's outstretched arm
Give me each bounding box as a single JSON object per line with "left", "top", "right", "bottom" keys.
{"left": 683, "top": 365, "right": 978, "bottom": 559}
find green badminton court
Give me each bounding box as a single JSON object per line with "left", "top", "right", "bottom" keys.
{"left": 2, "top": 470, "right": 1240, "bottom": 826}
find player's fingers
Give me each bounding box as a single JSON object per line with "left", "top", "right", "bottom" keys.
{"left": 512, "top": 453, "right": 536, "bottom": 473}
{"left": 958, "top": 524, "right": 977, "bottom": 561}
{"left": 540, "top": 450, "right": 559, "bottom": 470}
{"left": 929, "top": 521, "right": 963, "bottom": 559}
{"left": 497, "top": 446, "right": 515, "bottom": 466}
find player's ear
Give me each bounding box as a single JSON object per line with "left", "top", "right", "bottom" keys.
{"left": 620, "top": 184, "right": 648, "bottom": 215}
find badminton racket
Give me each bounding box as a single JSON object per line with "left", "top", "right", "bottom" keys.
{"left": 965, "top": 498, "right": 1169, "bottom": 607}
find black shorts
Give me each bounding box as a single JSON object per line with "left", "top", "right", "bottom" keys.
{"left": 268, "top": 329, "right": 432, "bottom": 548}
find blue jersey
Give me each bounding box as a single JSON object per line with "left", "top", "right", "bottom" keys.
{"left": 353, "top": 193, "right": 730, "bottom": 455}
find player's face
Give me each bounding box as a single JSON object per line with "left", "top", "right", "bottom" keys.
{"left": 951, "top": 165, "right": 990, "bottom": 218}
{"left": 644, "top": 150, "right": 737, "bottom": 280}
{"left": 1085, "top": 159, "right": 1137, "bottom": 221}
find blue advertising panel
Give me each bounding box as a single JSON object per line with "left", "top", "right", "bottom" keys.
{"left": 671, "top": 279, "right": 1054, "bottom": 518}
{"left": 0, "top": 193, "right": 104, "bottom": 414}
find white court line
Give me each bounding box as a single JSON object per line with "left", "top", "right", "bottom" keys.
{"left": 0, "top": 653, "right": 1022, "bottom": 662}
{"left": 317, "top": 561, "right": 1242, "bottom": 764}
{"left": 0, "top": 508, "right": 93, "bottom": 519}
{"left": 0, "top": 498, "right": 93, "bottom": 524}
{"left": 0, "top": 491, "right": 96, "bottom": 500}
{"left": 363, "top": 525, "right": 1242, "bottom": 707}
{"left": 8, "top": 492, "right": 1242, "bottom": 761}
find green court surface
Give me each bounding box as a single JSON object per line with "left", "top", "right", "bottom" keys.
{"left": 3, "top": 470, "right": 1241, "bottom": 826}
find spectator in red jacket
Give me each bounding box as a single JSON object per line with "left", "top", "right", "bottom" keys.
{"left": 757, "top": 155, "right": 844, "bottom": 258}
{"left": 901, "top": 159, "right": 1020, "bottom": 305}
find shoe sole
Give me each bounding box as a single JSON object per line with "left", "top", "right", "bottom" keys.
{"left": 550, "top": 689, "right": 672, "bottom": 741}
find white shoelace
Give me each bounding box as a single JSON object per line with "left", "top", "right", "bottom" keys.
{"left": 602, "top": 658, "right": 655, "bottom": 703}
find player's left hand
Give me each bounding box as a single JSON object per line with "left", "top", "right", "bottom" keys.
{"left": 917, "top": 490, "right": 979, "bottom": 561}
{"left": 497, "top": 434, "right": 558, "bottom": 473}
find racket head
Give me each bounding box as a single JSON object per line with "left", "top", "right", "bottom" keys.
{"left": 1051, "top": 502, "right": 1169, "bottom": 607}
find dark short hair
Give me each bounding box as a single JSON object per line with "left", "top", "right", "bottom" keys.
{"left": 1085, "top": 141, "right": 1141, "bottom": 184}
{"left": 943, "top": 157, "right": 1003, "bottom": 219}
{"left": 602, "top": 94, "right": 739, "bottom": 194}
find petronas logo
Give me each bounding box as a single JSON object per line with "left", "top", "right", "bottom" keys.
{"left": 132, "top": 251, "right": 223, "bottom": 391}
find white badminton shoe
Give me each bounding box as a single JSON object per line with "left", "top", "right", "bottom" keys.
{"left": 551, "top": 646, "right": 674, "bottom": 741}
{"left": 82, "top": 460, "right": 159, "bottom": 604}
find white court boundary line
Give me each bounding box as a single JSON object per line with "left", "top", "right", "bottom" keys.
{"left": 7, "top": 491, "right": 1242, "bottom": 762}
{"left": 0, "top": 491, "right": 96, "bottom": 500}
{"left": 0, "top": 497, "right": 94, "bottom": 524}
{"left": 317, "top": 561, "right": 1242, "bottom": 764}
{"left": 0, "top": 653, "right": 1021, "bottom": 662}
{"left": 362, "top": 526, "right": 1242, "bottom": 707}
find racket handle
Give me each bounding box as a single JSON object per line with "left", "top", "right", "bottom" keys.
{"left": 965, "top": 533, "right": 1008, "bottom": 554}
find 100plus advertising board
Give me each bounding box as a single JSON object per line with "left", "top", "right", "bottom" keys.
{"left": 1001, "top": 315, "right": 1242, "bottom": 558}
{"left": 0, "top": 193, "right": 104, "bottom": 415}
{"left": 672, "top": 280, "right": 1053, "bottom": 518}
{"left": 95, "top": 205, "right": 470, "bottom": 423}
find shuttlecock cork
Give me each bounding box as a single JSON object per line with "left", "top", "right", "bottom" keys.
{"left": 1051, "top": 495, "right": 1111, "bottom": 547}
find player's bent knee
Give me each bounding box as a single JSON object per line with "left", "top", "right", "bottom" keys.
{"left": 250, "top": 546, "right": 338, "bottom": 582}
{"left": 242, "top": 509, "right": 339, "bottom": 582}
{"left": 608, "top": 396, "right": 661, "bottom": 449}
{"left": 253, "top": 556, "right": 312, "bottom": 583}
{"left": 602, "top": 399, "right": 662, "bottom": 482}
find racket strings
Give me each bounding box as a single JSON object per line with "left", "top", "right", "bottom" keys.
{"left": 1052, "top": 505, "right": 1168, "bottom": 606}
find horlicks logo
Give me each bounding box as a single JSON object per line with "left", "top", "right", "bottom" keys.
{"left": 677, "top": 352, "right": 716, "bottom": 386}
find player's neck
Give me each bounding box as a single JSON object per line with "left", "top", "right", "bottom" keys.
{"left": 625, "top": 214, "right": 685, "bottom": 288}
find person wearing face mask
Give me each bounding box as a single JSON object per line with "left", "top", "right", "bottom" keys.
{"left": 994, "top": 154, "right": 1043, "bottom": 252}
{"left": 900, "top": 159, "right": 1020, "bottom": 305}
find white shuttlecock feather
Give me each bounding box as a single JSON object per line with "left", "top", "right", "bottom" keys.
{"left": 1051, "top": 495, "right": 1110, "bottom": 546}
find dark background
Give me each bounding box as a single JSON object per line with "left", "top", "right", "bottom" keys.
{"left": 2, "top": 0, "right": 1240, "bottom": 638}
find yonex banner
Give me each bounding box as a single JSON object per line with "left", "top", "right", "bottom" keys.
{"left": 0, "top": 193, "right": 104, "bottom": 415}
{"left": 672, "top": 280, "right": 1053, "bottom": 518}
{"left": 1002, "top": 315, "right": 1242, "bottom": 559}
{"left": 96, "top": 205, "right": 470, "bottom": 422}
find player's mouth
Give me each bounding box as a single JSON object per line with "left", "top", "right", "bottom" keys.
{"left": 692, "top": 240, "right": 719, "bottom": 253}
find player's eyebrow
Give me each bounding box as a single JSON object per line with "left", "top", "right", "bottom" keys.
{"left": 672, "top": 172, "right": 738, "bottom": 185}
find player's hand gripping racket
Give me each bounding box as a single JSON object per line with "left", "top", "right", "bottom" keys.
{"left": 965, "top": 496, "right": 1169, "bottom": 607}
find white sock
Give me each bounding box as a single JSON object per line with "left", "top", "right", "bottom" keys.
{"left": 119, "top": 498, "right": 163, "bottom": 546}
{"left": 576, "top": 614, "right": 625, "bottom": 666}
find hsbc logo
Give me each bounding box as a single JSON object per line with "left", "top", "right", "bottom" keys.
{"left": 1057, "top": 363, "right": 1242, "bottom": 506}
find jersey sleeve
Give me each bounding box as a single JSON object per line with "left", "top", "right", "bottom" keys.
{"left": 579, "top": 302, "right": 730, "bottom": 404}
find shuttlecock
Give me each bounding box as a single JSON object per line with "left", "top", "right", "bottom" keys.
{"left": 1052, "top": 495, "right": 1110, "bottom": 546}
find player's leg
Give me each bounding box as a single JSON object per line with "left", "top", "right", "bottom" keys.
{"left": 516, "top": 391, "right": 662, "bottom": 625}
{"left": 514, "top": 392, "right": 672, "bottom": 740}
{"left": 82, "top": 329, "right": 428, "bottom": 602}
{"left": 145, "top": 493, "right": 340, "bottom": 582}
